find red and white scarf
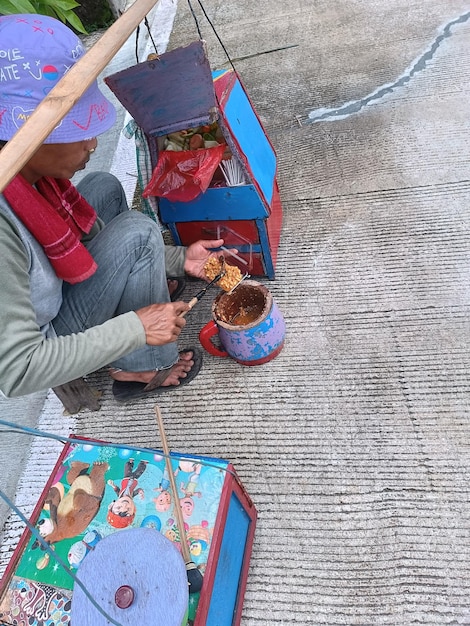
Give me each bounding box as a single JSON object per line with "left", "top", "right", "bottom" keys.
{"left": 4, "top": 174, "right": 98, "bottom": 284}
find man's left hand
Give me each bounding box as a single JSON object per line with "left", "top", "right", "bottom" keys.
{"left": 184, "top": 238, "right": 236, "bottom": 280}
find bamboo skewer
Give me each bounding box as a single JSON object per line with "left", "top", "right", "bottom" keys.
{"left": 0, "top": 0, "right": 160, "bottom": 193}
{"left": 155, "top": 405, "right": 204, "bottom": 593}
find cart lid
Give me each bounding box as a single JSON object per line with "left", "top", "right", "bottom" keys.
{"left": 104, "top": 40, "right": 217, "bottom": 136}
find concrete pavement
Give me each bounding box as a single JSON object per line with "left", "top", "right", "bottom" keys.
{"left": 1, "top": 1, "right": 470, "bottom": 624}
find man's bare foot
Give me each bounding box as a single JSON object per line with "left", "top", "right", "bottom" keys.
{"left": 109, "top": 351, "right": 194, "bottom": 387}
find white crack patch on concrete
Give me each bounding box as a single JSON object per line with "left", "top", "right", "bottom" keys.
{"left": 307, "top": 11, "right": 470, "bottom": 123}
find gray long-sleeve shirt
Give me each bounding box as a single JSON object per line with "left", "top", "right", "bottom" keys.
{"left": 0, "top": 197, "right": 185, "bottom": 397}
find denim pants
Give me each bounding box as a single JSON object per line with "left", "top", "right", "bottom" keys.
{"left": 52, "top": 172, "right": 179, "bottom": 372}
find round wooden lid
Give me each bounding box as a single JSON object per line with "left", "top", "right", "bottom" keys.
{"left": 71, "top": 527, "right": 188, "bottom": 625}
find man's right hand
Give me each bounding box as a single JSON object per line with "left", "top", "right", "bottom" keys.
{"left": 135, "top": 302, "right": 190, "bottom": 345}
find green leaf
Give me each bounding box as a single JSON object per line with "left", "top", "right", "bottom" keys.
{"left": 0, "top": 0, "right": 37, "bottom": 13}
{"left": 35, "top": 4, "right": 56, "bottom": 18}
{"left": 52, "top": 6, "right": 87, "bottom": 34}
{"left": 0, "top": 0, "right": 88, "bottom": 35}
{"left": 64, "top": 12, "right": 87, "bottom": 34}
{"left": 42, "top": 0, "right": 81, "bottom": 11}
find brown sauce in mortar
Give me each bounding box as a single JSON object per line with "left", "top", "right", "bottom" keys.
{"left": 214, "top": 284, "right": 267, "bottom": 327}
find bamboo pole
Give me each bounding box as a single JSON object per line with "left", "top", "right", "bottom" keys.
{"left": 155, "top": 405, "right": 204, "bottom": 594}
{"left": 0, "top": 0, "right": 160, "bottom": 193}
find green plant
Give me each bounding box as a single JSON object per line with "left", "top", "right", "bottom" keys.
{"left": 0, "top": 0, "right": 87, "bottom": 34}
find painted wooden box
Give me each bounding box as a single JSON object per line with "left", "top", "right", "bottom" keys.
{"left": 0, "top": 437, "right": 257, "bottom": 626}
{"left": 104, "top": 40, "right": 282, "bottom": 278}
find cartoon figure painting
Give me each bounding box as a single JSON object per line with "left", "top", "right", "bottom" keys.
{"left": 177, "top": 462, "right": 203, "bottom": 521}
{"left": 153, "top": 465, "right": 172, "bottom": 512}
{"left": 187, "top": 521, "right": 211, "bottom": 558}
{"left": 179, "top": 463, "right": 202, "bottom": 499}
{"left": 164, "top": 518, "right": 184, "bottom": 552}
{"left": 180, "top": 496, "right": 197, "bottom": 520}
{"left": 33, "top": 461, "right": 108, "bottom": 548}
{"left": 67, "top": 529, "right": 102, "bottom": 569}
{"left": 107, "top": 458, "right": 148, "bottom": 528}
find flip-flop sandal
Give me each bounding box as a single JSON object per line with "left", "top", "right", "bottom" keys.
{"left": 168, "top": 277, "right": 186, "bottom": 302}
{"left": 112, "top": 347, "right": 202, "bottom": 403}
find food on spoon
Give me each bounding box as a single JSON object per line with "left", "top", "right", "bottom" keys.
{"left": 204, "top": 256, "right": 242, "bottom": 292}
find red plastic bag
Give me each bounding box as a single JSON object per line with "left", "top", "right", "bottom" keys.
{"left": 143, "top": 144, "right": 226, "bottom": 202}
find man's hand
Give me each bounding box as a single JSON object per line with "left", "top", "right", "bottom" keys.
{"left": 184, "top": 238, "right": 224, "bottom": 279}
{"left": 184, "top": 238, "right": 238, "bottom": 280}
{"left": 136, "top": 302, "right": 189, "bottom": 345}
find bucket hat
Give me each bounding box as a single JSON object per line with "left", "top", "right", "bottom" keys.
{"left": 0, "top": 14, "right": 116, "bottom": 143}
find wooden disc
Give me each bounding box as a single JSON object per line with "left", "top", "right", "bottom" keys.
{"left": 71, "top": 527, "right": 188, "bottom": 625}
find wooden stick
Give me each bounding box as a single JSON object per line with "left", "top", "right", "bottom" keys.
{"left": 0, "top": 0, "right": 160, "bottom": 193}
{"left": 154, "top": 405, "right": 204, "bottom": 593}
{"left": 154, "top": 405, "right": 191, "bottom": 563}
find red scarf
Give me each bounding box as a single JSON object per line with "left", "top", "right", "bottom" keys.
{"left": 4, "top": 174, "right": 98, "bottom": 284}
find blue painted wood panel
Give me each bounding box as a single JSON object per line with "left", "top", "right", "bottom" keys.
{"left": 159, "top": 184, "right": 270, "bottom": 222}
{"left": 105, "top": 41, "right": 216, "bottom": 137}
{"left": 221, "top": 77, "right": 276, "bottom": 207}
{"left": 206, "top": 492, "right": 251, "bottom": 626}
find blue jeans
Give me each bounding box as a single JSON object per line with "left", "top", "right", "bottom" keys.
{"left": 52, "top": 172, "right": 179, "bottom": 372}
